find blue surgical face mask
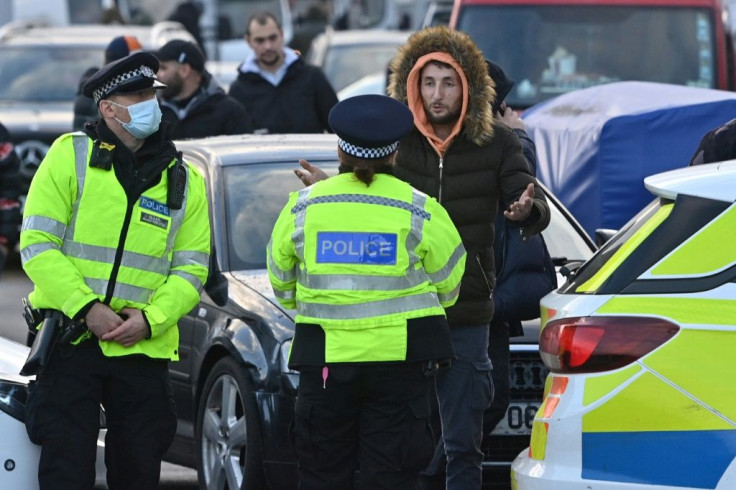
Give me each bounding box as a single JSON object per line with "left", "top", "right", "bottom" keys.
{"left": 108, "top": 98, "right": 162, "bottom": 139}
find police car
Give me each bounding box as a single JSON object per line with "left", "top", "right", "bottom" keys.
{"left": 0, "top": 336, "right": 107, "bottom": 488}
{"left": 512, "top": 161, "right": 736, "bottom": 489}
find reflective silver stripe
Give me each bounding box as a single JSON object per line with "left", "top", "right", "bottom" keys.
{"left": 296, "top": 267, "right": 428, "bottom": 291}
{"left": 437, "top": 283, "right": 461, "bottom": 305}
{"left": 113, "top": 282, "right": 154, "bottom": 303}
{"left": 21, "top": 242, "right": 60, "bottom": 263}
{"left": 407, "top": 189, "right": 427, "bottom": 272}
{"left": 61, "top": 241, "right": 171, "bottom": 276}
{"left": 84, "top": 278, "right": 153, "bottom": 304}
{"left": 298, "top": 291, "right": 441, "bottom": 320}
{"left": 273, "top": 288, "right": 295, "bottom": 300}
{"left": 171, "top": 250, "right": 209, "bottom": 269}
{"left": 291, "top": 193, "right": 432, "bottom": 220}
{"left": 84, "top": 278, "right": 109, "bottom": 297}
{"left": 429, "top": 243, "right": 466, "bottom": 284}
{"left": 267, "top": 239, "right": 296, "bottom": 283}
{"left": 66, "top": 135, "right": 90, "bottom": 241}
{"left": 170, "top": 269, "right": 204, "bottom": 293}
{"left": 22, "top": 215, "right": 66, "bottom": 239}
{"left": 292, "top": 187, "right": 313, "bottom": 264}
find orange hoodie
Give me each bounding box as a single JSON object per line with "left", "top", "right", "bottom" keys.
{"left": 406, "top": 52, "right": 469, "bottom": 157}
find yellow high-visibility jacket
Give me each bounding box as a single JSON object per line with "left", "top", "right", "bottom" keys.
{"left": 20, "top": 133, "right": 210, "bottom": 360}
{"left": 267, "top": 172, "right": 465, "bottom": 363}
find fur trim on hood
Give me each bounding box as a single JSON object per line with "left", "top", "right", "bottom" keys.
{"left": 388, "top": 26, "right": 495, "bottom": 145}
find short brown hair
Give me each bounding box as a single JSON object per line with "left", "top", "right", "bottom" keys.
{"left": 246, "top": 11, "right": 281, "bottom": 35}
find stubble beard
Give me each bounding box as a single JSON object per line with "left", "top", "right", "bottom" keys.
{"left": 426, "top": 105, "right": 461, "bottom": 126}
{"left": 162, "top": 75, "right": 183, "bottom": 99}
{"left": 259, "top": 51, "right": 283, "bottom": 68}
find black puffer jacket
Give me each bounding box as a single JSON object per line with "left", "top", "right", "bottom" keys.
{"left": 389, "top": 27, "right": 550, "bottom": 327}
{"left": 228, "top": 57, "right": 337, "bottom": 134}
{"left": 160, "top": 73, "right": 253, "bottom": 140}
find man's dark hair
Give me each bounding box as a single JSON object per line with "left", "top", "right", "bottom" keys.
{"left": 246, "top": 11, "right": 281, "bottom": 35}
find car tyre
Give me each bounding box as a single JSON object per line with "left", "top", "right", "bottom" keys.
{"left": 195, "top": 357, "right": 265, "bottom": 489}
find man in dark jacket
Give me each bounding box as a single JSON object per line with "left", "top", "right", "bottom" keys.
{"left": 228, "top": 11, "right": 338, "bottom": 134}
{"left": 296, "top": 26, "right": 550, "bottom": 489}
{"left": 156, "top": 40, "right": 253, "bottom": 139}
{"left": 387, "top": 27, "right": 550, "bottom": 490}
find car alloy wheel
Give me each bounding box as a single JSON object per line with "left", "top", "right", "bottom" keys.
{"left": 196, "top": 357, "right": 264, "bottom": 489}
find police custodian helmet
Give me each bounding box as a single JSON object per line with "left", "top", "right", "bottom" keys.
{"left": 82, "top": 51, "right": 166, "bottom": 105}
{"left": 329, "top": 94, "right": 414, "bottom": 159}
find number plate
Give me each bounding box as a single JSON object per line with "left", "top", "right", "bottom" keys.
{"left": 491, "top": 402, "right": 540, "bottom": 435}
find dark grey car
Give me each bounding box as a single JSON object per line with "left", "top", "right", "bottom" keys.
{"left": 163, "top": 133, "right": 595, "bottom": 489}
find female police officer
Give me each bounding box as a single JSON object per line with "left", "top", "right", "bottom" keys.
{"left": 267, "top": 94, "right": 466, "bottom": 489}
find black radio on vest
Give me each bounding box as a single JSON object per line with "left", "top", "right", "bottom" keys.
{"left": 168, "top": 153, "right": 186, "bottom": 209}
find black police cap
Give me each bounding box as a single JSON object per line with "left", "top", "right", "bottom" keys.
{"left": 82, "top": 51, "right": 166, "bottom": 105}
{"left": 329, "top": 95, "right": 414, "bottom": 159}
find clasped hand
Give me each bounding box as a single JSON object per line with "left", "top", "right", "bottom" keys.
{"left": 86, "top": 303, "right": 148, "bottom": 347}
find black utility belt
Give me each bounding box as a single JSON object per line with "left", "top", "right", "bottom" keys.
{"left": 23, "top": 303, "right": 88, "bottom": 345}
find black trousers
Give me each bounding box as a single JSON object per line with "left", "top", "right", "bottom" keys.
{"left": 25, "top": 339, "right": 176, "bottom": 490}
{"left": 292, "top": 362, "right": 436, "bottom": 490}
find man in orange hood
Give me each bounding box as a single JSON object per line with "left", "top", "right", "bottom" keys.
{"left": 295, "top": 26, "right": 550, "bottom": 489}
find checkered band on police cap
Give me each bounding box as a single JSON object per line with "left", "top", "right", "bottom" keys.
{"left": 337, "top": 138, "right": 400, "bottom": 159}
{"left": 329, "top": 94, "right": 414, "bottom": 160}
{"left": 92, "top": 64, "right": 156, "bottom": 104}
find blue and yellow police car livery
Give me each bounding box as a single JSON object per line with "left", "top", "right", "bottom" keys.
{"left": 512, "top": 161, "right": 736, "bottom": 490}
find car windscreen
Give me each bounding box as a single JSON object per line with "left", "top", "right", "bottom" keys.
{"left": 456, "top": 6, "right": 717, "bottom": 109}
{"left": 324, "top": 43, "right": 401, "bottom": 92}
{"left": 0, "top": 46, "right": 103, "bottom": 102}
{"left": 224, "top": 160, "right": 340, "bottom": 271}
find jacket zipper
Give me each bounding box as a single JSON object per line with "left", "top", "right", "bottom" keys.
{"left": 476, "top": 254, "right": 493, "bottom": 296}
{"left": 438, "top": 156, "right": 444, "bottom": 202}
{"left": 104, "top": 169, "right": 141, "bottom": 303}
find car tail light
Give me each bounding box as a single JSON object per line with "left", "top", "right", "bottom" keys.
{"left": 540, "top": 316, "right": 679, "bottom": 373}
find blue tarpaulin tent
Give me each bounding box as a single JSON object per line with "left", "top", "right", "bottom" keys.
{"left": 522, "top": 81, "right": 736, "bottom": 237}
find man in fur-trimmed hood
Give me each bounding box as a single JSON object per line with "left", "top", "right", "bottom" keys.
{"left": 388, "top": 26, "right": 551, "bottom": 490}
{"left": 293, "top": 26, "right": 550, "bottom": 490}
{"left": 388, "top": 26, "right": 496, "bottom": 148}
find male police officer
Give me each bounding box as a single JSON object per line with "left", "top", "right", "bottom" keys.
{"left": 20, "top": 51, "right": 211, "bottom": 490}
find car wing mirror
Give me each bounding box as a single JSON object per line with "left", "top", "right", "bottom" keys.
{"left": 204, "top": 250, "right": 229, "bottom": 307}
{"left": 595, "top": 228, "right": 617, "bottom": 247}
{"left": 559, "top": 260, "right": 584, "bottom": 279}
{"left": 205, "top": 271, "right": 229, "bottom": 307}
